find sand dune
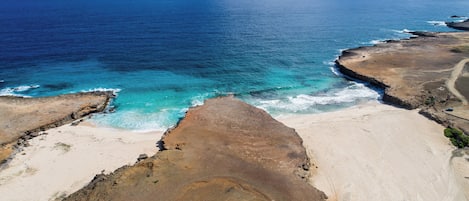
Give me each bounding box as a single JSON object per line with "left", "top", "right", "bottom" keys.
{"left": 278, "top": 101, "right": 468, "bottom": 201}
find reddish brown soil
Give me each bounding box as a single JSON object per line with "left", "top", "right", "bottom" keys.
{"left": 64, "top": 96, "right": 326, "bottom": 201}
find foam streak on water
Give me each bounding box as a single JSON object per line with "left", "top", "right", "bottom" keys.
{"left": 427, "top": 21, "right": 447, "bottom": 26}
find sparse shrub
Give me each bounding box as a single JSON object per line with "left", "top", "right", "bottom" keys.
{"left": 444, "top": 127, "right": 469, "bottom": 148}
{"left": 450, "top": 46, "right": 469, "bottom": 53}
{"left": 424, "top": 96, "right": 435, "bottom": 106}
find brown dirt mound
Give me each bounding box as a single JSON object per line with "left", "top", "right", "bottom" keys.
{"left": 64, "top": 96, "right": 326, "bottom": 201}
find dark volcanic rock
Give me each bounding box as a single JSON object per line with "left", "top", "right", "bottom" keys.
{"left": 446, "top": 19, "right": 469, "bottom": 31}
{"left": 137, "top": 154, "right": 148, "bottom": 161}
{"left": 408, "top": 31, "right": 438, "bottom": 37}
{"left": 65, "top": 96, "right": 326, "bottom": 201}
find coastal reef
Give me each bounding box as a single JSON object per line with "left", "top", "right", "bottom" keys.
{"left": 336, "top": 32, "right": 469, "bottom": 133}
{"left": 0, "top": 91, "right": 114, "bottom": 164}
{"left": 65, "top": 96, "right": 326, "bottom": 201}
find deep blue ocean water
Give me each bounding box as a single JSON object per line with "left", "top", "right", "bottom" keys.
{"left": 1, "top": 0, "right": 468, "bottom": 131}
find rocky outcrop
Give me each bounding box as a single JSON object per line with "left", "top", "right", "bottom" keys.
{"left": 0, "top": 91, "right": 114, "bottom": 164}
{"left": 336, "top": 32, "right": 469, "bottom": 133}
{"left": 446, "top": 19, "right": 469, "bottom": 31}
{"left": 65, "top": 96, "right": 326, "bottom": 201}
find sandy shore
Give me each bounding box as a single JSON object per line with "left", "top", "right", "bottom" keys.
{"left": 0, "top": 123, "right": 162, "bottom": 201}
{"left": 1, "top": 101, "right": 468, "bottom": 201}
{"left": 278, "top": 101, "right": 469, "bottom": 201}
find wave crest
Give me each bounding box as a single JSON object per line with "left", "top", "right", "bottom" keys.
{"left": 80, "top": 88, "right": 122, "bottom": 96}
{"left": 0, "top": 85, "right": 40, "bottom": 96}
{"left": 427, "top": 21, "right": 447, "bottom": 26}
{"left": 252, "top": 82, "right": 381, "bottom": 113}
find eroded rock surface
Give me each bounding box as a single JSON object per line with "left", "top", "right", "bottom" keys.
{"left": 447, "top": 19, "right": 469, "bottom": 31}
{"left": 65, "top": 96, "right": 326, "bottom": 201}
{"left": 0, "top": 92, "right": 113, "bottom": 164}
{"left": 336, "top": 32, "right": 469, "bottom": 132}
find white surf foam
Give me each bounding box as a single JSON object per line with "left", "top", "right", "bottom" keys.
{"left": 322, "top": 61, "right": 335, "bottom": 66}
{"left": 91, "top": 109, "right": 180, "bottom": 132}
{"left": 391, "top": 29, "right": 413, "bottom": 34}
{"left": 190, "top": 93, "right": 212, "bottom": 107}
{"left": 80, "top": 88, "right": 122, "bottom": 96}
{"left": 253, "top": 82, "right": 381, "bottom": 113}
{"left": 361, "top": 39, "right": 385, "bottom": 45}
{"left": 322, "top": 60, "right": 342, "bottom": 76}
{"left": 370, "top": 39, "right": 385, "bottom": 44}
{"left": 455, "top": 19, "right": 468, "bottom": 23}
{"left": 427, "top": 21, "right": 447, "bottom": 26}
{"left": 0, "top": 85, "right": 40, "bottom": 96}
{"left": 329, "top": 66, "right": 341, "bottom": 76}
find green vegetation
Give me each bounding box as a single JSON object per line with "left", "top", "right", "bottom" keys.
{"left": 444, "top": 127, "right": 469, "bottom": 148}
{"left": 424, "top": 96, "right": 435, "bottom": 106}
{"left": 54, "top": 142, "right": 72, "bottom": 153}
{"left": 450, "top": 45, "right": 469, "bottom": 53}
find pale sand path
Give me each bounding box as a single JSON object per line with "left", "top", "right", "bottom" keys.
{"left": 0, "top": 123, "right": 162, "bottom": 201}
{"left": 447, "top": 58, "right": 469, "bottom": 105}
{"left": 278, "top": 102, "right": 468, "bottom": 201}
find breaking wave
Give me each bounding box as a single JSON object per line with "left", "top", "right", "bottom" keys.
{"left": 427, "top": 20, "right": 447, "bottom": 26}
{"left": 250, "top": 82, "right": 381, "bottom": 114}
{"left": 80, "top": 88, "right": 122, "bottom": 96}
{"left": 0, "top": 85, "right": 40, "bottom": 96}
{"left": 92, "top": 108, "right": 186, "bottom": 132}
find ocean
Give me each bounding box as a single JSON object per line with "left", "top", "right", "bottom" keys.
{"left": 1, "top": 0, "right": 468, "bottom": 131}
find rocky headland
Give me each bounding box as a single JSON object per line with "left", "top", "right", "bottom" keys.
{"left": 447, "top": 19, "right": 469, "bottom": 31}
{"left": 336, "top": 32, "right": 469, "bottom": 133}
{"left": 3, "top": 31, "right": 468, "bottom": 201}
{"left": 0, "top": 91, "right": 114, "bottom": 164}
{"left": 64, "top": 96, "right": 326, "bottom": 201}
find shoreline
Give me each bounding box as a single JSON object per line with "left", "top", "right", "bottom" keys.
{"left": 0, "top": 92, "right": 114, "bottom": 164}
{"left": 63, "top": 96, "right": 327, "bottom": 201}
{"left": 335, "top": 31, "right": 469, "bottom": 133}
{"left": 1, "top": 30, "right": 469, "bottom": 200}
{"left": 278, "top": 100, "right": 469, "bottom": 201}
{"left": 0, "top": 123, "right": 162, "bottom": 201}
{"left": 0, "top": 100, "right": 467, "bottom": 200}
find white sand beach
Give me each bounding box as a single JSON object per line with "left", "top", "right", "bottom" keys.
{"left": 0, "top": 123, "right": 162, "bottom": 201}
{"left": 279, "top": 101, "right": 469, "bottom": 201}
{"left": 1, "top": 101, "right": 468, "bottom": 201}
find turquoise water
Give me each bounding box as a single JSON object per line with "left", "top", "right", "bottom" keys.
{"left": 1, "top": 0, "right": 468, "bottom": 131}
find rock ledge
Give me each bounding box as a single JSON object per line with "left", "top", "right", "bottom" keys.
{"left": 65, "top": 96, "right": 326, "bottom": 201}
